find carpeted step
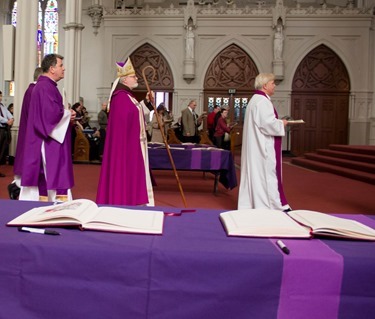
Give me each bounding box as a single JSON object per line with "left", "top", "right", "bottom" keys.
{"left": 291, "top": 157, "right": 375, "bottom": 185}
{"left": 304, "top": 153, "right": 375, "bottom": 174}
{"left": 317, "top": 149, "right": 375, "bottom": 164}
{"left": 329, "top": 144, "right": 375, "bottom": 156}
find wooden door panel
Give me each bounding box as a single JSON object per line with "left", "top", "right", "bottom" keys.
{"left": 305, "top": 130, "right": 318, "bottom": 151}
{"left": 291, "top": 44, "right": 350, "bottom": 155}
{"left": 291, "top": 94, "right": 348, "bottom": 155}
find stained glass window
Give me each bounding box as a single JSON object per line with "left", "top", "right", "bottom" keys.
{"left": 11, "top": 2, "right": 17, "bottom": 25}
{"left": 12, "top": 0, "right": 58, "bottom": 65}
{"left": 207, "top": 96, "right": 230, "bottom": 113}
{"left": 42, "top": 1, "right": 59, "bottom": 56}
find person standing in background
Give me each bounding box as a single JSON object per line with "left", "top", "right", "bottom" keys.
{"left": 151, "top": 103, "right": 173, "bottom": 143}
{"left": 207, "top": 104, "right": 220, "bottom": 142}
{"left": 7, "top": 103, "right": 14, "bottom": 115}
{"left": 181, "top": 99, "right": 205, "bottom": 143}
{"left": 97, "top": 101, "right": 108, "bottom": 130}
{"left": 213, "top": 107, "right": 233, "bottom": 150}
{"left": 13, "top": 67, "right": 43, "bottom": 186}
{"left": 0, "top": 91, "right": 14, "bottom": 177}
{"left": 238, "top": 73, "right": 291, "bottom": 211}
{"left": 97, "top": 101, "right": 108, "bottom": 158}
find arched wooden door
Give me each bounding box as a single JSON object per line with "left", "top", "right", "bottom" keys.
{"left": 291, "top": 44, "right": 350, "bottom": 156}
{"left": 203, "top": 44, "right": 258, "bottom": 148}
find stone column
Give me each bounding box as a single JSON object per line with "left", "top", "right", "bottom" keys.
{"left": 12, "top": 0, "right": 39, "bottom": 155}
{"left": 63, "top": 0, "right": 84, "bottom": 105}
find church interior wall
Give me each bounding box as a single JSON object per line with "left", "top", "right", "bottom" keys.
{"left": 80, "top": 7, "right": 105, "bottom": 115}
{"left": 80, "top": 4, "right": 374, "bottom": 141}
{"left": 1, "top": 0, "right": 375, "bottom": 146}
{"left": 0, "top": 4, "right": 10, "bottom": 102}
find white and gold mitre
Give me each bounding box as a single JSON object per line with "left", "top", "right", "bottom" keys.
{"left": 107, "top": 57, "right": 136, "bottom": 111}
{"left": 116, "top": 58, "right": 136, "bottom": 78}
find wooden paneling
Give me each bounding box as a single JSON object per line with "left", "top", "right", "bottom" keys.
{"left": 291, "top": 45, "right": 350, "bottom": 155}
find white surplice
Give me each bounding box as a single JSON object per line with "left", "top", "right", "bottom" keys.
{"left": 238, "top": 93, "right": 289, "bottom": 210}
{"left": 129, "top": 96, "right": 155, "bottom": 206}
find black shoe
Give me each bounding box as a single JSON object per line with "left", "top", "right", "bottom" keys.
{"left": 283, "top": 208, "right": 292, "bottom": 213}
{"left": 8, "top": 182, "right": 20, "bottom": 200}
{"left": 0, "top": 173, "right": 5, "bottom": 177}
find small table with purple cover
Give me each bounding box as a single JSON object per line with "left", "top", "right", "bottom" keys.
{"left": 148, "top": 143, "right": 237, "bottom": 192}
{"left": 1, "top": 199, "right": 375, "bottom": 319}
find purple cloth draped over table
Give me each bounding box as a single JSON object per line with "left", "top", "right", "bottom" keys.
{"left": 148, "top": 144, "right": 237, "bottom": 190}
{"left": 21, "top": 76, "right": 73, "bottom": 190}
{"left": 1, "top": 200, "right": 375, "bottom": 319}
{"left": 13, "top": 83, "right": 35, "bottom": 176}
{"left": 322, "top": 215, "right": 375, "bottom": 319}
{"left": 96, "top": 85, "right": 149, "bottom": 206}
{"left": 275, "top": 239, "right": 344, "bottom": 319}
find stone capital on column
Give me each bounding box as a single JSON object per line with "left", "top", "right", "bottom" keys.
{"left": 87, "top": 4, "right": 104, "bottom": 36}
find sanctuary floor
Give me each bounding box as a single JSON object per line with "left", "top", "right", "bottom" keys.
{"left": 0, "top": 154, "right": 374, "bottom": 214}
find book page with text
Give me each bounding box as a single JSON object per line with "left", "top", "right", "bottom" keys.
{"left": 7, "top": 199, "right": 98, "bottom": 226}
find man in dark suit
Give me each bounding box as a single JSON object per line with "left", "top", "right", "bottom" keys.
{"left": 180, "top": 99, "right": 205, "bottom": 143}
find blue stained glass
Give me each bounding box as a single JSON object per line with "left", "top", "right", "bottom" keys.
{"left": 12, "top": 1, "right": 59, "bottom": 64}
{"left": 208, "top": 97, "right": 214, "bottom": 113}
{"left": 44, "top": 0, "right": 59, "bottom": 55}
{"left": 11, "top": 2, "right": 17, "bottom": 26}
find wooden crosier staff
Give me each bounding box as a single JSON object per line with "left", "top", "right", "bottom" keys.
{"left": 142, "top": 65, "right": 187, "bottom": 208}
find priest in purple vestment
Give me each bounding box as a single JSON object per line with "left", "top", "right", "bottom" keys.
{"left": 13, "top": 67, "right": 43, "bottom": 183}
{"left": 238, "top": 73, "right": 291, "bottom": 211}
{"left": 19, "top": 54, "right": 76, "bottom": 202}
{"left": 96, "top": 57, "right": 155, "bottom": 206}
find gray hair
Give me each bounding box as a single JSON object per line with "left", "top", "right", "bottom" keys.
{"left": 188, "top": 99, "right": 197, "bottom": 107}
{"left": 254, "top": 73, "right": 275, "bottom": 90}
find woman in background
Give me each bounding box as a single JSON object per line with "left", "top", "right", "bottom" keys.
{"left": 213, "top": 108, "right": 232, "bottom": 150}
{"left": 151, "top": 103, "right": 172, "bottom": 143}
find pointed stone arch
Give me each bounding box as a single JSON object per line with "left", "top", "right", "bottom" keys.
{"left": 292, "top": 44, "right": 350, "bottom": 92}
{"left": 204, "top": 43, "right": 258, "bottom": 92}
{"left": 291, "top": 44, "right": 350, "bottom": 155}
{"left": 203, "top": 44, "right": 258, "bottom": 148}
{"left": 130, "top": 43, "right": 174, "bottom": 91}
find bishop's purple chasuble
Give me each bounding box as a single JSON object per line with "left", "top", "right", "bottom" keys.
{"left": 96, "top": 84, "right": 152, "bottom": 206}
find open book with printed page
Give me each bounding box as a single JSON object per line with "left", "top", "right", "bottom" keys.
{"left": 7, "top": 199, "right": 164, "bottom": 235}
{"left": 219, "top": 209, "right": 375, "bottom": 240}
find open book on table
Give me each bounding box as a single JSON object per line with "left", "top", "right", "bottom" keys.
{"left": 7, "top": 199, "right": 164, "bottom": 235}
{"left": 219, "top": 209, "right": 375, "bottom": 240}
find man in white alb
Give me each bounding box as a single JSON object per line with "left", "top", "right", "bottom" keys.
{"left": 238, "top": 73, "right": 291, "bottom": 211}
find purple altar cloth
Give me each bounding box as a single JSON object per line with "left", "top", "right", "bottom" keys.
{"left": 276, "top": 239, "right": 343, "bottom": 319}
{"left": 1, "top": 200, "right": 375, "bottom": 319}
{"left": 148, "top": 144, "right": 237, "bottom": 190}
